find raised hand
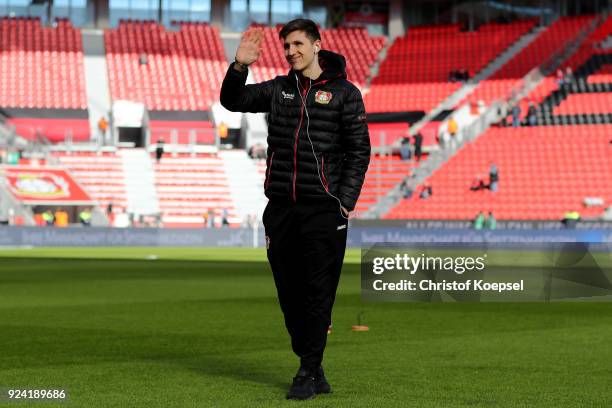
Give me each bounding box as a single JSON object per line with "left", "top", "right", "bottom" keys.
{"left": 235, "top": 28, "right": 264, "bottom": 66}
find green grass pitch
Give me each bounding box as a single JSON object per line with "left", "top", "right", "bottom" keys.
{"left": 0, "top": 247, "right": 610, "bottom": 407}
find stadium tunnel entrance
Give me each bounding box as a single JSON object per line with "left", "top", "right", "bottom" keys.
{"left": 117, "top": 127, "right": 145, "bottom": 148}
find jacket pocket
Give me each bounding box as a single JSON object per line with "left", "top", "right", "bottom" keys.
{"left": 264, "top": 151, "right": 274, "bottom": 190}
{"left": 321, "top": 154, "right": 330, "bottom": 193}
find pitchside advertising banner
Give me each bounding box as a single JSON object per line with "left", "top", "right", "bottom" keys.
{"left": 362, "top": 243, "right": 612, "bottom": 302}
{"left": 1, "top": 166, "right": 93, "bottom": 205}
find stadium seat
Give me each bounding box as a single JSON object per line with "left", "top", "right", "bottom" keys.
{"left": 0, "top": 17, "right": 87, "bottom": 109}
{"left": 384, "top": 125, "right": 612, "bottom": 220}
{"left": 104, "top": 21, "right": 226, "bottom": 111}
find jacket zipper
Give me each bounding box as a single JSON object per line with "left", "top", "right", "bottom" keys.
{"left": 264, "top": 151, "right": 274, "bottom": 190}
{"left": 291, "top": 75, "right": 338, "bottom": 202}
{"left": 292, "top": 81, "right": 310, "bottom": 202}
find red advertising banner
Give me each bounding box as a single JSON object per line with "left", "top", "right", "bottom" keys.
{"left": 1, "top": 166, "right": 93, "bottom": 205}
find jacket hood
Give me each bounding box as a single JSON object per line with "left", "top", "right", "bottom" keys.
{"left": 290, "top": 49, "right": 347, "bottom": 83}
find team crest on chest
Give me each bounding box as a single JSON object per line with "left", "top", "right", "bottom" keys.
{"left": 314, "top": 90, "right": 332, "bottom": 104}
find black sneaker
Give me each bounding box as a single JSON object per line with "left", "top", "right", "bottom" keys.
{"left": 314, "top": 366, "right": 332, "bottom": 394}
{"left": 286, "top": 368, "right": 316, "bottom": 400}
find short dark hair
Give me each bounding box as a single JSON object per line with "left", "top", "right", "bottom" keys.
{"left": 279, "top": 19, "right": 321, "bottom": 42}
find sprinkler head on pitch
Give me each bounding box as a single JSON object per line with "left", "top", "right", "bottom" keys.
{"left": 351, "top": 311, "right": 369, "bottom": 331}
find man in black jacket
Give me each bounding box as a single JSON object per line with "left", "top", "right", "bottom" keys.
{"left": 220, "top": 19, "right": 370, "bottom": 400}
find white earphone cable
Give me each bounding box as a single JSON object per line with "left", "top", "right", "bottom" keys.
{"left": 295, "top": 74, "right": 349, "bottom": 220}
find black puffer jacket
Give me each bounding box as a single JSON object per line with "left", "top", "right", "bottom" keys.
{"left": 220, "top": 50, "right": 370, "bottom": 211}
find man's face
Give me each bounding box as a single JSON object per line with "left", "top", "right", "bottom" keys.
{"left": 283, "top": 30, "right": 320, "bottom": 72}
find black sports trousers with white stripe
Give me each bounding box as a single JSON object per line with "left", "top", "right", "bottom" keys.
{"left": 263, "top": 199, "right": 348, "bottom": 372}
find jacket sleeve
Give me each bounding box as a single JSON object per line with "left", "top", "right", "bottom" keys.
{"left": 338, "top": 86, "right": 371, "bottom": 211}
{"left": 220, "top": 62, "right": 274, "bottom": 113}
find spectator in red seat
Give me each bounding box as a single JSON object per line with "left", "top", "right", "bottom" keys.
{"left": 399, "top": 179, "right": 413, "bottom": 199}
{"left": 556, "top": 69, "right": 565, "bottom": 90}
{"left": 139, "top": 53, "right": 148, "bottom": 65}
{"left": 419, "top": 183, "right": 432, "bottom": 199}
{"left": 413, "top": 132, "right": 423, "bottom": 162}
{"left": 473, "top": 211, "right": 485, "bottom": 230}
{"left": 527, "top": 102, "right": 537, "bottom": 127}
{"left": 470, "top": 175, "right": 486, "bottom": 191}
{"left": 484, "top": 212, "right": 497, "bottom": 230}
{"left": 511, "top": 104, "right": 521, "bottom": 127}
{"left": 489, "top": 163, "right": 499, "bottom": 192}
{"left": 564, "top": 67, "right": 574, "bottom": 89}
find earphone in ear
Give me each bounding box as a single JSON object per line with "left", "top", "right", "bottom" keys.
{"left": 314, "top": 45, "right": 319, "bottom": 53}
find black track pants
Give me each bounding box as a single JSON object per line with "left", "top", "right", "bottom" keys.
{"left": 263, "top": 200, "right": 348, "bottom": 372}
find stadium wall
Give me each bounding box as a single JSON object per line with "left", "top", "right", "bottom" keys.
{"left": 0, "top": 226, "right": 610, "bottom": 248}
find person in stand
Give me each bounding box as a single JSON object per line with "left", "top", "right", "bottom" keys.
{"left": 511, "top": 104, "right": 521, "bottom": 128}
{"left": 399, "top": 136, "right": 411, "bottom": 161}
{"left": 473, "top": 211, "right": 485, "bottom": 230}
{"left": 484, "top": 211, "right": 497, "bottom": 230}
{"left": 221, "top": 208, "right": 230, "bottom": 227}
{"left": 207, "top": 208, "right": 215, "bottom": 228}
{"left": 413, "top": 132, "right": 423, "bottom": 162}
{"left": 470, "top": 175, "right": 486, "bottom": 191}
{"left": 42, "top": 209, "right": 55, "bottom": 226}
{"left": 564, "top": 67, "right": 574, "bottom": 90}
{"left": 419, "top": 183, "right": 432, "bottom": 199}
{"left": 527, "top": 102, "right": 537, "bottom": 127}
{"left": 447, "top": 117, "right": 458, "bottom": 150}
{"left": 79, "top": 208, "right": 92, "bottom": 226}
{"left": 155, "top": 139, "right": 165, "bottom": 163}
{"left": 489, "top": 163, "right": 499, "bottom": 192}
{"left": 97, "top": 116, "right": 108, "bottom": 145}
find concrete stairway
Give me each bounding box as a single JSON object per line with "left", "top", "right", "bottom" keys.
{"left": 409, "top": 25, "right": 546, "bottom": 136}
{"left": 82, "top": 29, "right": 112, "bottom": 144}
{"left": 120, "top": 149, "right": 160, "bottom": 216}
{"left": 220, "top": 150, "right": 267, "bottom": 221}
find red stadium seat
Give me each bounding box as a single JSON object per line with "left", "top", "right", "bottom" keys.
{"left": 104, "top": 21, "right": 226, "bottom": 111}
{"left": 0, "top": 17, "right": 87, "bottom": 109}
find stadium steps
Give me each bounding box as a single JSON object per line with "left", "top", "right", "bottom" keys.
{"left": 363, "top": 39, "right": 392, "bottom": 90}
{"left": 152, "top": 153, "right": 241, "bottom": 227}
{"left": 219, "top": 150, "right": 267, "bottom": 222}
{"left": 120, "top": 149, "right": 160, "bottom": 216}
{"left": 220, "top": 32, "right": 240, "bottom": 65}
{"left": 82, "top": 29, "right": 112, "bottom": 143}
{"left": 536, "top": 53, "right": 612, "bottom": 125}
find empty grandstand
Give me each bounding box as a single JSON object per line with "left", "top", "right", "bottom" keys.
{"left": 0, "top": 0, "right": 610, "bottom": 229}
